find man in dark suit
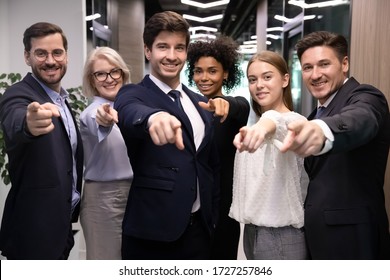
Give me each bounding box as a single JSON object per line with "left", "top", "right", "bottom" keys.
{"left": 0, "top": 22, "right": 83, "bottom": 259}
{"left": 113, "top": 11, "right": 219, "bottom": 259}
{"left": 281, "top": 31, "right": 390, "bottom": 259}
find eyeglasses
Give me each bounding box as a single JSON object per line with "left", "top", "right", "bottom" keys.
{"left": 93, "top": 68, "right": 123, "bottom": 82}
{"left": 30, "top": 49, "right": 66, "bottom": 62}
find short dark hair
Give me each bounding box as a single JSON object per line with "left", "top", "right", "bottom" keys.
{"left": 143, "top": 11, "right": 190, "bottom": 50}
{"left": 23, "top": 22, "right": 68, "bottom": 52}
{"left": 186, "top": 36, "right": 244, "bottom": 94}
{"left": 295, "top": 31, "right": 348, "bottom": 62}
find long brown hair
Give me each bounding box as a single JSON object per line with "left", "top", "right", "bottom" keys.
{"left": 247, "top": 51, "right": 293, "bottom": 116}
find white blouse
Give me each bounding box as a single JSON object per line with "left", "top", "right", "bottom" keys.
{"left": 229, "top": 110, "right": 308, "bottom": 229}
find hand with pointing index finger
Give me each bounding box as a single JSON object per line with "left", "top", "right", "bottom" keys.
{"left": 96, "top": 103, "right": 118, "bottom": 127}
{"left": 26, "top": 101, "right": 60, "bottom": 136}
{"left": 148, "top": 112, "right": 184, "bottom": 150}
{"left": 199, "top": 98, "right": 230, "bottom": 123}
{"left": 280, "top": 119, "right": 326, "bottom": 157}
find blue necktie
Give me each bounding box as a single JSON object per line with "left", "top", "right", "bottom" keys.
{"left": 168, "top": 90, "right": 184, "bottom": 111}
{"left": 315, "top": 106, "right": 326, "bottom": 119}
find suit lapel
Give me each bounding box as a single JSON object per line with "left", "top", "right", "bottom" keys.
{"left": 142, "top": 77, "right": 196, "bottom": 151}
{"left": 182, "top": 85, "right": 213, "bottom": 151}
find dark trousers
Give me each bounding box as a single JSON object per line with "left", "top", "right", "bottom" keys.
{"left": 4, "top": 225, "right": 74, "bottom": 260}
{"left": 122, "top": 211, "right": 211, "bottom": 260}
{"left": 211, "top": 215, "right": 240, "bottom": 259}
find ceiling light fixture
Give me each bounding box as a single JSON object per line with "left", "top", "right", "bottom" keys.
{"left": 238, "top": 45, "right": 257, "bottom": 55}
{"left": 243, "top": 40, "right": 257, "bottom": 45}
{"left": 267, "top": 34, "right": 281, "bottom": 40}
{"left": 181, "top": 0, "right": 230, "bottom": 9}
{"left": 274, "top": 15, "right": 293, "bottom": 23}
{"left": 85, "top": 13, "right": 101, "bottom": 21}
{"left": 288, "top": 0, "right": 349, "bottom": 9}
{"left": 190, "top": 34, "right": 217, "bottom": 40}
{"left": 183, "top": 14, "right": 223, "bottom": 22}
{"left": 274, "top": 14, "right": 316, "bottom": 23}
{"left": 189, "top": 26, "right": 218, "bottom": 33}
{"left": 267, "top": 27, "right": 284, "bottom": 32}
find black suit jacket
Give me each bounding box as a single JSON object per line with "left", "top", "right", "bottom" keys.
{"left": 0, "top": 73, "right": 83, "bottom": 259}
{"left": 304, "top": 77, "right": 390, "bottom": 259}
{"left": 114, "top": 75, "right": 220, "bottom": 242}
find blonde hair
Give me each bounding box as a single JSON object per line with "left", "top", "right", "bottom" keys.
{"left": 82, "top": 47, "right": 131, "bottom": 98}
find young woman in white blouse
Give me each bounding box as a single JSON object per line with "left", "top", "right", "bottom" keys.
{"left": 229, "top": 51, "right": 309, "bottom": 260}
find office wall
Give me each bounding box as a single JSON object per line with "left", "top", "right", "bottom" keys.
{"left": 0, "top": 0, "right": 86, "bottom": 90}
{"left": 350, "top": 0, "right": 390, "bottom": 225}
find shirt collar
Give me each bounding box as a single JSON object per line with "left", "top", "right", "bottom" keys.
{"left": 317, "top": 78, "right": 349, "bottom": 108}
{"left": 31, "top": 73, "right": 68, "bottom": 103}
{"left": 149, "top": 74, "right": 183, "bottom": 95}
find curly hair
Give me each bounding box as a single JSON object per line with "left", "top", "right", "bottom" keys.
{"left": 186, "top": 36, "right": 243, "bottom": 94}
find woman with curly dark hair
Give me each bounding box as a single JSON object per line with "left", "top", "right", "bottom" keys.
{"left": 187, "top": 36, "right": 250, "bottom": 259}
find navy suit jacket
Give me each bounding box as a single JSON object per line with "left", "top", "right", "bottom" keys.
{"left": 114, "top": 75, "right": 220, "bottom": 242}
{"left": 0, "top": 73, "right": 83, "bottom": 259}
{"left": 304, "top": 77, "right": 390, "bottom": 259}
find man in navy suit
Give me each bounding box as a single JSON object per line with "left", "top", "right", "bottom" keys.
{"left": 281, "top": 31, "right": 390, "bottom": 259}
{"left": 0, "top": 22, "right": 83, "bottom": 259}
{"left": 113, "top": 11, "right": 219, "bottom": 259}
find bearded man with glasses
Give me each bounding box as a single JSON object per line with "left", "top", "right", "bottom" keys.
{"left": 0, "top": 22, "right": 84, "bottom": 259}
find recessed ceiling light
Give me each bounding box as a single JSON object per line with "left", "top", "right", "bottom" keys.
{"left": 85, "top": 13, "right": 101, "bottom": 21}
{"left": 190, "top": 34, "right": 217, "bottom": 40}
{"left": 288, "top": 0, "right": 349, "bottom": 9}
{"left": 183, "top": 14, "right": 223, "bottom": 22}
{"left": 181, "top": 0, "right": 230, "bottom": 9}
{"left": 189, "top": 26, "right": 218, "bottom": 33}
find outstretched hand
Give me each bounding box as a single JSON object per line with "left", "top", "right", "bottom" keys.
{"left": 280, "top": 120, "right": 326, "bottom": 157}
{"left": 199, "top": 98, "right": 229, "bottom": 123}
{"left": 233, "top": 118, "right": 275, "bottom": 153}
{"left": 149, "top": 112, "right": 184, "bottom": 150}
{"left": 26, "top": 101, "right": 60, "bottom": 136}
{"left": 96, "top": 103, "right": 118, "bottom": 127}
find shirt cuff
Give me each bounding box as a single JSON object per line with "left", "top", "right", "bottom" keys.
{"left": 311, "top": 119, "right": 334, "bottom": 155}
{"left": 97, "top": 125, "right": 112, "bottom": 143}
{"left": 147, "top": 111, "right": 166, "bottom": 128}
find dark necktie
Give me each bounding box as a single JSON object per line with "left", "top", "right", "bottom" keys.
{"left": 315, "top": 106, "right": 326, "bottom": 119}
{"left": 168, "top": 90, "right": 197, "bottom": 202}
{"left": 168, "top": 90, "right": 184, "bottom": 111}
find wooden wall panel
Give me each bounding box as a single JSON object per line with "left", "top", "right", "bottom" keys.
{"left": 350, "top": 0, "right": 390, "bottom": 227}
